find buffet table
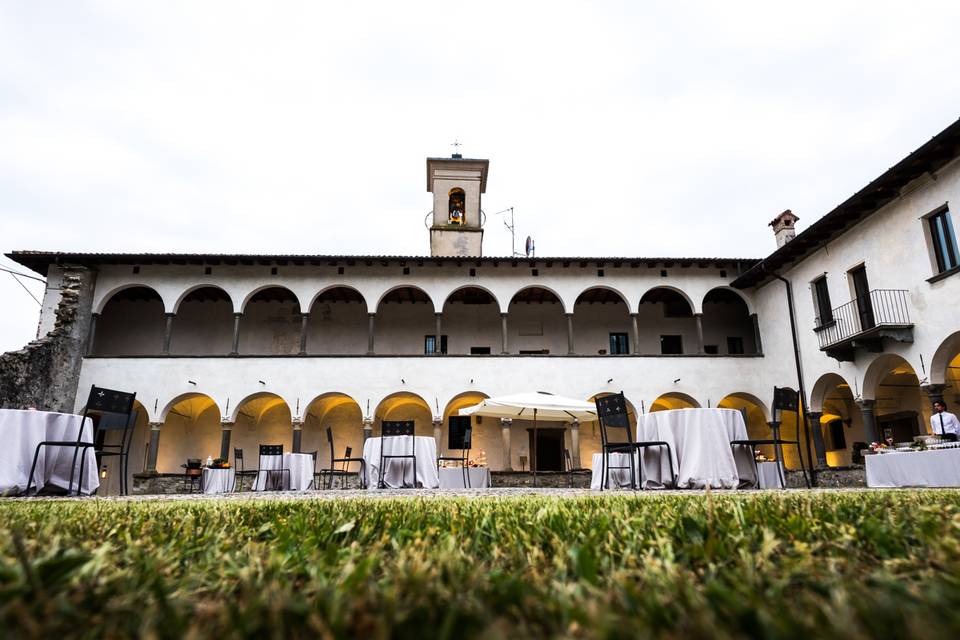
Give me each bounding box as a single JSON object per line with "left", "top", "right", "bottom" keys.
{"left": 363, "top": 436, "right": 440, "bottom": 489}
{"left": 0, "top": 409, "right": 100, "bottom": 495}
{"left": 253, "top": 452, "right": 315, "bottom": 491}
{"left": 438, "top": 467, "right": 491, "bottom": 489}
{"left": 202, "top": 467, "right": 236, "bottom": 494}
{"left": 635, "top": 408, "right": 756, "bottom": 489}
{"left": 866, "top": 447, "right": 960, "bottom": 488}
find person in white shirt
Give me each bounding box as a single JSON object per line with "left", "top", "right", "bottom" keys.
{"left": 930, "top": 400, "right": 960, "bottom": 441}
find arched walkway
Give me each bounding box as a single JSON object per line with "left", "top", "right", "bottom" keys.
{"left": 239, "top": 287, "right": 301, "bottom": 355}
{"left": 862, "top": 354, "right": 927, "bottom": 442}
{"left": 701, "top": 288, "right": 757, "bottom": 355}
{"left": 170, "top": 286, "right": 234, "bottom": 355}
{"left": 507, "top": 286, "right": 567, "bottom": 355}
{"left": 92, "top": 286, "right": 165, "bottom": 356}
{"left": 583, "top": 392, "right": 640, "bottom": 466}
{"left": 306, "top": 287, "right": 368, "bottom": 355}
{"left": 637, "top": 287, "right": 697, "bottom": 355}
{"left": 442, "top": 288, "right": 501, "bottom": 355}
{"left": 718, "top": 392, "right": 774, "bottom": 461}
{"left": 157, "top": 394, "right": 222, "bottom": 474}
{"left": 650, "top": 392, "right": 700, "bottom": 412}
{"left": 374, "top": 287, "right": 436, "bottom": 355}
{"left": 96, "top": 399, "right": 151, "bottom": 496}
{"left": 301, "top": 393, "right": 364, "bottom": 469}
{"left": 574, "top": 288, "right": 631, "bottom": 355}
{"left": 808, "top": 374, "right": 860, "bottom": 466}
{"left": 231, "top": 393, "right": 293, "bottom": 466}
{"left": 374, "top": 392, "right": 433, "bottom": 437}
{"left": 930, "top": 330, "right": 960, "bottom": 386}
{"left": 442, "top": 392, "right": 492, "bottom": 464}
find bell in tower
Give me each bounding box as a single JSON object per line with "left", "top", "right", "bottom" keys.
{"left": 427, "top": 151, "right": 488, "bottom": 257}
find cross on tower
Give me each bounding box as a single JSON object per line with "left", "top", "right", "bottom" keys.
{"left": 451, "top": 140, "right": 462, "bottom": 157}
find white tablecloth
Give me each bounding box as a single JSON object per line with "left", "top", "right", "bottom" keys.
{"left": 636, "top": 408, "right": 755, "bottom": 489}
{"left": 757, "top": 461, "right": 785, "bottom": 489}
{"left": 590, "top": 452, "right": 641, "bottom": 489}
{"left": 866, "top": 448, "right": 960, "bottom": 487}
{"left": 0, "top": 409, "right": 100, "bottom": 495}
{"left": 363, "top": 436, "right": 440, "bottom": 488}
{"left": 202, "top": 467, "right": 236, "bottom": 494}
{"left": 439, "top": 467, "right": 491, "bottom": 489}
{"left": 253, "top": 452, "right": 315, "bottom": 491}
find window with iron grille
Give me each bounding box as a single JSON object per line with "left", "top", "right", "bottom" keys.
{"left": 609, "top": 333, "right": 629, "bottom": 354}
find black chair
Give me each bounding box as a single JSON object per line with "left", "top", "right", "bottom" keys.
{"left": 181, "top": 458, "right": 202, "bottom": 493}
{"left": 437, "top": 418, "right": 472, "bottom": 488}
{"left": 729, "top": 387, "right": 811, "bottom": 489}
{"left": 83, "top": 409, "right": 138, "bottom": 495}
{"left": 233, "top": 448, "right": 259, "bottom": 491}
{"left": 257, "top": 444, "right": 291, "bottom": 491}
{"left": 26, "top": 385, "right": 137, "bottom": 496}
{"left": 596, "top": 392, "right": 675, "bottom": 490}
{"left": 378, "top": 421, "right": 417, "bottom": 489}
{"left": 317, "top": 427, "right": 367, "bottom": 489}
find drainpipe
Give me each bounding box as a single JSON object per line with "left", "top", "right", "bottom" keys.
{"left": 767, "top": 268, "right": 815, "bottom": 486}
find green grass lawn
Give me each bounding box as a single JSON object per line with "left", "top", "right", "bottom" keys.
{"left": 2, "top": 491, "right": 960, "bottom": 638}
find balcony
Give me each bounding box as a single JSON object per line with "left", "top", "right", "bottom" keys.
{"left": 814, "top": 289, "right": 913, "bottom": 361}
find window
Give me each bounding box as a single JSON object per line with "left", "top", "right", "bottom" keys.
{"left": 609, "top": 333, "right": 629, "bottom": 354}
{"left": 812, "top": 276, "right": 833, "bottom": 326}
{"left": 660, "top": 335, "right": 683, "bottom": 354}
{"left": 424, "top": 335, "right": 448, "bottom": 354}
{"left": 704, "top": 344, "right": 719, "bottom": 355}
{"left": 929, "top": 208, "right": 959, "bottom": 273}
{"left": 470, "top": 346, "right": 491, "bottom": 355}
{"left": 726, "top": 336, "right": 744, "bottom": 354}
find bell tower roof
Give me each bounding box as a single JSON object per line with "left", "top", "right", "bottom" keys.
{"left": 426, "top": 157, "right": 489, "bottom": 193}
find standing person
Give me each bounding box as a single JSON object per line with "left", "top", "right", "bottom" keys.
{"left": 930, "top": 400, "right": 960, "bottom": 441}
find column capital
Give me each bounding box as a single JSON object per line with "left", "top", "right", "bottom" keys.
{"left": 856, "top": 398, "right": 876, "bottom": 411}
{"left": 565, "top": 312, "right": 574, "bottom": 318}
{"left": 432, "top": 416, "right": 443, "bottom": 426}
{"left": 233, "top": 312, "right": 243, "bottom": 318}
{"left": 362, "top": 416, "right": 374, "bottom": 427}
{"left": 629, "top": 312, "right": 638, "bottom": 318}
{"left": 292, "top": 416, "right": 303, "bottom": 428}
{"left": 500, "top": 312, "right": 508, "bottom": 318}
{"left": 500, "top": 418, "right": 513, "bottom": 427}
{"left": 148, "top": 421, "right": 163, "bottom": 430}
{"left": 164, "top": 311, "right": 176, "bottom": 318}
{"left": 219, "top": 419, "right": 235, "bottom": 429}
{"left": 921, "top": 384, "right": 947, "bottom": 401}
{"left": 367, "top": 312, "right": 376, "bottom": 318}
{"left": 434, "top": 312, "right": 442, "bottom": 319}
{"left": 807, "top": 411, "right": 823, "bottom": 419}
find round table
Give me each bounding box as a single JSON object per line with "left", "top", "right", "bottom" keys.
{"left": 362, "top": 436, "right": 440, "bottom": 488}
{"left": 253, "top": 452, "right": 315, "bottom": 491}
{"left": 0, "top": 409, "right": 99, "bottom": 495}
{"left": 202, "top": 467, "right": 236, "bottom": 494}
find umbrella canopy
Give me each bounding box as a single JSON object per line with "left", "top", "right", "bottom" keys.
{"left": 459, "top": 391, "right": 598, "bottom": 422}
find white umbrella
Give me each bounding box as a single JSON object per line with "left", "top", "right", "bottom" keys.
{"left": 460, "top": 391, "right": 598, "bottom": 485}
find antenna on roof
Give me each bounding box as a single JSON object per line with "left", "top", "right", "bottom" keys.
{"left": 525, "top": 235, "right": 535, "bottom": 258}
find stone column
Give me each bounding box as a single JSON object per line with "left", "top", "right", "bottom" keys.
{"left": 808, "top": 411, "right": 828, "bottom": 468}
{"left": 86, "top": 313, "right": 99, "bottom": 356}
{"left": 145, "top": 422, "right": 162, "bottom": 474}
{"left": 162, "top": 312, "right": 175, "bottom": 355}
{"left": 219, "top": 420, "right": 233, "bottom": 460}
{"left": 566, "top": 313, "right": 575, "bottom": 355}
{"left": 856, "top": 399, "right": 879, "bottom": 444}
{"left": 366, "top": 313, "right": 376, "bottom": 355}
{"left": 750, "top": 313, "right": 763, "bottom": 354}
{"left": 629, "top": 313, "right": 640, "bottom": 354}
{"left": 434, "top": 313, "right": 442, "bottom": 354}
{"left": 500, "top": 313, "right": 509, "bottom": 354}
{"left": 500, "top": 418, "right": 513, "bottom": 471}
{"left": 230, "top": 313, "right": 242, "bottom": 356}
{"left": 694, "top": 313, "right": 705, "bottom": 354}
{"left": 298, "top": 313, "right": 309, "bottom": 356}
{"left": 569, "top": 419, "right": 581, "bottom": 469}
{"left": 433, "top": 416, "right": 443, "bottom": 449}
{"left": 292, "top": 416, "right": 303, "bottom": 452}
{"left": 362, "top": 416, "right": 374, "bottom": 441}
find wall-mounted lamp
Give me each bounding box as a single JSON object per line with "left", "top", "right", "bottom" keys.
{"left": 188, "top": 380, "right": 197, "bottom": 386}
{"left": 470, "top": 379, "right": 474, "bottom": 384}
{"left": 673, "top": 378, "right": 681, "bottom": 384}
{"left": 607, "top": 378, "right": 614, "bottom": 384}
{"left": 100, "top": 466, "right": 108, "bottom": 480}
{"left": 258, "top": 380, "right": 266, "bottom": 386}
{"left": 401, "top": 378, "right": 406, "bottom": 384}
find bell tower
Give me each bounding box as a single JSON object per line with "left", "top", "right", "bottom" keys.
{"left": 427, "top": 153, "right": 488, "bottom": 257}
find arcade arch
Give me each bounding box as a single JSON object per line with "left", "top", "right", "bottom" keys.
{"left": 157, "top": 393, "right": 222, "bottom": 474}
{"left": 374, "top": 392, "right": 433, "bottom": 437}
{"left": 374, "top": 287, "right": 436, "bottom": 355}
{"left": 306, "top": 287, "right": 368, "bottom": 355}
{"left": 650, "top": 392, "right": 700, "bottom": 412}
{"left": 301, "top": 393, "right": 364, "bottom": 469}
{"left": 92, "top": 286, "right": 165, "bottom": 356}
{"left": 507, "top": 286, "right": 567, "bottom": 355}
{"left": 238, "top": 287, "right": 301, "bottom": 355}
{"left": 441, "top": 288, "right": 501, "bottom": 355}
{"left": 637, "top": 287, "right": 697, "bottom": 355}
{"left": 701, "top": 288, "right": 756, "bottom": 355}
{"left": 169, "top": 286, "right": 234, "bottom": 355}
{"left": 573, "top": 288, "right": 632, "bottom": 355}
{"left": 230, "top": 393, "right": 294, "bottom": 466}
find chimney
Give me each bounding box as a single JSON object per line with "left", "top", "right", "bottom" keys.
{"left": 769, "top": 210, "right": 799, "bottom": 248}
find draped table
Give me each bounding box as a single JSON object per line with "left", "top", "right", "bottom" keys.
{"left": 438, "top": 467, "right": 491, "bottom": 489}
{"left": 202, "top": 467, "right": 236, "bottom": 494}
{"left": 635, "top": 408, "right": 756, "bottom": 489}
{"left": 866, "top": 448, "right": 960, "bottom": 487}
{"left": 590, "top": 452, "right": 640, "bottom": 489}
{"left": 363, "top": 436, "right": 440, "bottom": 489}
{"left": 0, "top": 409, "right": 100, "bottom": 495}
{"left": 253, "top": 452, "right": 315, "bottom": 491}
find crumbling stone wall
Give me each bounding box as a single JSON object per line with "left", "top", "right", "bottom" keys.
{"left": 0, "top": 266, "right": 96, "bottom": 412}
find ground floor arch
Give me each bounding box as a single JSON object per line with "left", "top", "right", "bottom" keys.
{"left": 374, "top": 392, "right": 433, "bottom": 438}
{"left": 650, "top": 392, "right": 700, "bottom": 412}
{"left": 157, "top": 394, "right": 222, "bottom": 474}
{"left": 441, "top": 391, "right": 494, "bottom": 465}
{"left": 231, "top": 393, "right": 293, "bottom": 469}
{"left": 301, "top": 392, "right": 364, "bottom": 469}
{"left": 863, "top": 355, "right": 928, "bottom": 443}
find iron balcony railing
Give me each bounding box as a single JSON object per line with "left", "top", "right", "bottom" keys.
{"left": 814, "top": 289, "right": 911, "bottom": 349}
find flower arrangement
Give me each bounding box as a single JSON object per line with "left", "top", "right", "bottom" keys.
{"left": 868, "top": 442, "right": 888, "bottom": 453}
{"left": 755, "top": 452, "right": 769, "bottom": 462}
{"left": 209, "top": 458, "right": 231, "bottom": 469}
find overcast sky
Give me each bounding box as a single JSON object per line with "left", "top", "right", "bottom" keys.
{"left": 3, "top": 1, "right": 960, "bottom": 352}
